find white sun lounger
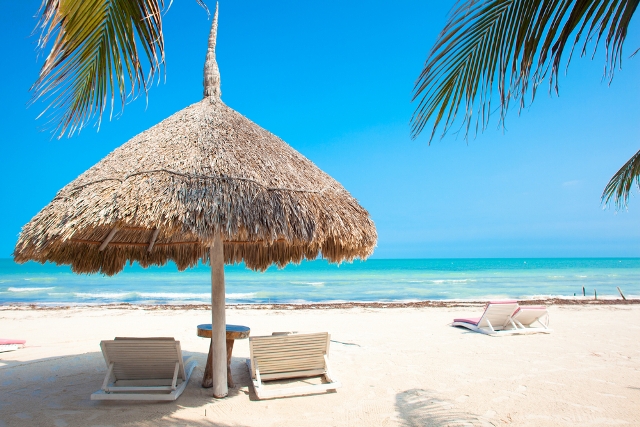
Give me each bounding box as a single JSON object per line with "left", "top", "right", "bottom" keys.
{"left": 91, "top": 337, "right": 196, "bottom": 401}
{"left": 0, "top": 339, "right": 26, "bottom": 353}
{"left": 511, "top": 305, "right": 552, "bottom": 334}
{"left": 451, "top": 300, "right": 521, "bottom": 336}
{"left": 246, "top": 332, "right": 341, "bottom": 399}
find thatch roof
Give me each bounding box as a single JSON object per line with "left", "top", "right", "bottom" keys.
{"left": 13, "top": 8, "right": 376, "bottom": 275}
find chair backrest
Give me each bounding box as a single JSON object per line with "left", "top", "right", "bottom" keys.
{"left": 101, "top": 337, "right": 185, "bottom": 381}
{"left": 478, "top": 301, "right": 519, "bottom": 329}
{"left": 249, "top": 332, "right": 329, "bottom": 377}
{"left": 512, "top": 306, "right": 548, "bottom": 326}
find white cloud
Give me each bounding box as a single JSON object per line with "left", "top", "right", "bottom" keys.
{"left": 562, "top": 180, "right": 581, "bottom": 188}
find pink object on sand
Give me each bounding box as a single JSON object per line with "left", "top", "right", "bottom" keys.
{"left": 0, "top": 339, "right": 26, "bottom": 345}
{"left": 452, "top": 317, "right": 481, "bottom": 325}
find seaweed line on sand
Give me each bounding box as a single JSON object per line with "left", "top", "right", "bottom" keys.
{"left": 1, "top": 298, "right": 639, "bottom": 311}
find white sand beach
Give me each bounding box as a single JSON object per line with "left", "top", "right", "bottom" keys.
{"left": 1, "top": 303, "right": 639, "bottom": 426}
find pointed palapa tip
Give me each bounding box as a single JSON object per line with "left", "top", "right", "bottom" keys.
{"left": 203, "top": 2, "right": 221, "bottom": 99}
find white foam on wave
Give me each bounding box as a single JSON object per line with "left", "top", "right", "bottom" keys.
{"left": 289, "top": 281, "right": 325, "bottom": 286}
{"left": 226, "top": 292, "right": 257, "bottom": 299}
{"left": 75, "top": 292, "right": 135, "bottom": 299}
{"left": 72, "top": 291, "right": 257, "bottom": 301}
{"left": 430, "top": 279, "right": 473, "bottom": 284}
{"left": 8, "top": 287, "right": 55, "bottom": 292}
{"left": 524, "top": 294, "right": 622, "bottom": 300}
{"left": 138, "top": 292, "right": 210, "bottom": 299}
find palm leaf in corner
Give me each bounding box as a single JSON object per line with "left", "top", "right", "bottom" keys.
{"left": 602, "top": 149, "right": 640, "bottom": 209}
{"left": 32, "top": 0, "right": 169, "bottom": 138}
{"left": 31, "top": 0, "right": 208, "bottom": 138}
{"left": 411, "top": 0, "right": 639, "bottom": 207}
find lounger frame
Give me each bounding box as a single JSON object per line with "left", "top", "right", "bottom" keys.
{"left": 452, "top": 301, "right": 522, "bottom": 336}
{"left": 452, "top": 302, "right": 552, "bottom": 336}
{"left": 246, "top": 332, "right": 341, "bottom": 399}
{"left": 91, "top": 337, "right": 196, "bottom": 401}
{"left": 511, "top": 306, "right": 552, "bottom": 334}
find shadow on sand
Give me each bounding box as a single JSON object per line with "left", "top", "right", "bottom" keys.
{"left": 0, "top": 349, "right": 254, "bottom": 427}
{"left": 395, "top": 389, "right": 495, "bottom": 427}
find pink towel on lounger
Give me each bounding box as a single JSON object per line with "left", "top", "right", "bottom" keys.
{"left": 453, "top": 301, "right": 519, "bottom": 325}
{"left": 452, "top": 316, "right": 482, "bottom": 325}
{"left": 0, "top": 339, "right": 26, "bottom": 345}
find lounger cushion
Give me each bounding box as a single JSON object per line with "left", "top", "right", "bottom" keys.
{"left": 0, "top": 339, "right": 26, "bottom": 345}
{"left": 452, "top": 317, "right": 481, "bottom": 325}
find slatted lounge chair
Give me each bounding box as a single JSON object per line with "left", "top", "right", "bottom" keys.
{"left": 246, "top": 332, "right": 341, "bottom": 399}
{"left": 91, "top": 337, "right": 196, "bottom": 401}
{"left": 511, "top": 306, "right": 552, "bottom": 334}
{"left": 451, "top": 300, "right": 521, "bottom": 336}
{"left": 0, "top": 338, "right": 26, "bottom": 353}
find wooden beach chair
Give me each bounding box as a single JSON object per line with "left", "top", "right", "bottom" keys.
{"left": 451, "top": 300, "right": 521, "bottom": 336}
{"left": 246, "top": 332, "right": 341, "bottom": 399}
{"left": 511, "top": 306, "right": 552, "bottom": 334}
{"left": 91, "top": 337, "right": 196, "bottom": 401}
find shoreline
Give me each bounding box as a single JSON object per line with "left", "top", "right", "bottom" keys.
{"left": 2, "top": 297, "right": 638, "bottom": 311}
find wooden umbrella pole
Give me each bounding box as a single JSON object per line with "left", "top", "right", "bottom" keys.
{"left": 210, "top": 233, "right": 228, "bottom": 398}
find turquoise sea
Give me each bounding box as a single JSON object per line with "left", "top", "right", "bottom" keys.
{"left": 0, "top": 258, "right": 638, "bottom": 306}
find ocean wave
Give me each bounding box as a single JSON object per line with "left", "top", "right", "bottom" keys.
{"left": 226, "top": 292, "right": 257, "bottom": 299}
{"left": 73, "top": 291, "right": 256, "bottom": 301}
{"left": 7, "top": 287, "right": 55, "bottom": 292}
{"left": 138, "top": 292, "right": 210, "bottom": 299}
{"left": 524, "top": 294, "right": 623, "bottom": 300}
{"left": 429, "top": 279, "right": 474, "bottom": 284}
{"left": 75, "top": 292, "right": 135, "bottom": 299}
{"left": 289, "top": 281, "right": 325, "bottom": 287}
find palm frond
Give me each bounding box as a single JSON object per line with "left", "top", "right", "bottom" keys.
{"left": 31, "top": 0, "right": 167, "bottom": 138}
{"left": 411, "top": 0, "right": 639, "bottom": 141}
{"left": 602, "top": 149, "right": 640, "bottom": 209}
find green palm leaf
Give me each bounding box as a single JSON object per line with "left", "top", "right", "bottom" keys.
{"left": 602, "top": 149, "right": 640, "bottom": 209}
{"left": 412, "top": 0, "right": 639, "bottom": 207}
{"left": 31, "top": 0, "right": 207, "bottom": 138}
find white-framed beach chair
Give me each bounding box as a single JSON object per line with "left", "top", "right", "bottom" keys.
{"left": 451, "top": 300, "right": 521, "bottom": 336}
{"left": 511, "top": 305, "right": 552, "bottom": 334}
{"left": 0, "top": 339, "right": 26, "bottom": 353}
{"left": 246, "top": 332, "right": 341, "bottom": 399}
{"left": 91, "top": 337, "right": 196, "bottom": 401}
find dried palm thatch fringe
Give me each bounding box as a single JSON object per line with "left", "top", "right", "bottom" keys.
{"left": 14, "top": 5, "right": 376, "bottom": 276}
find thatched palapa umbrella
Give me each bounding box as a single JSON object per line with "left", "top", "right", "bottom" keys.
{"left": 13, "top": 5, "right": 376, "bottom": 398}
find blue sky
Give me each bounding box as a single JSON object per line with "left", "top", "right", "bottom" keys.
{"left": 1, "top": 1, "right": 639, "bottom": 259}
